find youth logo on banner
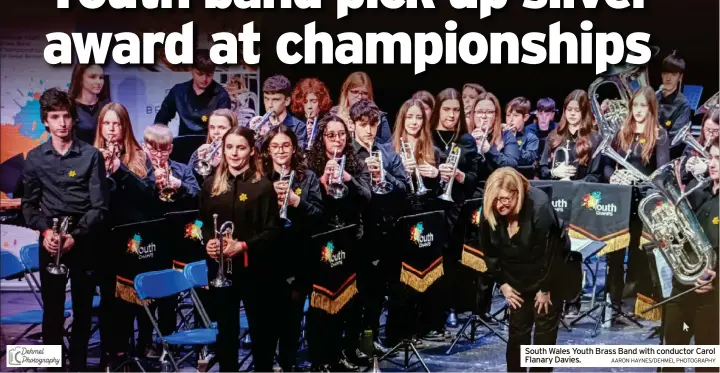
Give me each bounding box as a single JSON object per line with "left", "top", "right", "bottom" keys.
{"left": 569, "top": 183, "right": 632, "bottom": 256}
{"left": 321, "top": 241, "right": 346, "bottom": 268}
{"left": 410, "top": 223, "right": 434, "bottom": 248}
{"left": 581, "top": 191, "right": 618, "bottom": 217}
{"left": 127, "top": 234, "right": 157, "bottom": 260}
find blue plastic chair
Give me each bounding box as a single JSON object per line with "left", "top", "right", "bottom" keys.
{"left": 134, "top": 269, "right": 218, "bottom": 371}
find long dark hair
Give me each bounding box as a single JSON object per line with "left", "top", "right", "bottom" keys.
{"left": 431, "top": 88, "right": 468, "bottom": 139}
{"left": 306, "top": 114, "right": 364, "bottom": 177}
{"left": 548, "top": 89, "right": 594, "bottom": 166}
{"left": 68, "top": 64, "right": 110, "bottom": 102}
{"left": 260, "top": 125, "right": 308, "bottom": 182}
{"left": 211, "top": 126, "right": 263, "bottom": 196}
{"left": 618, "top": 86, "right": 660, "bottom": 165}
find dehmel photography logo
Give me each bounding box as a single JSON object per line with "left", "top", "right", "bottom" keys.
{"left": 7, "top": 345, "right": 62, "bottom": 368}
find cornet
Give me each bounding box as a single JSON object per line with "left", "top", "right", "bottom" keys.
{"left": 473, "top": 127, "right": 490, "bottom": 160}
{"left": 439, "top": 144, "right": 461, "bottom": 202}
{"left": 194, "top": 140, "right": 222, "bottom": 177}
{"left": 327, "top": 148, "right": 348, "bottom": 199}
{"left": 400, "top": 139, "right": 428, "bottom": 196}
{"left": 370, "top": 150, "right": 393, "bottom": 195}
{"left": 552, "top": 140, "right": 572, "bottom": 181}
{"left": 250, "top": 111, "right": 274, "bottom": 140}
{"left": 46, "top": 217, "right": 70, "bottom": 276}
{"left": 104, "top": 140, "right": 121, "bottom": 191}
{"left": 153, "top": 158, "right": 176, "bottom": 202}
{"left": 306, "top": 117, "right": 319, "bottom": 150}
{"left": 278, "top": 165, "right": 296, "bottom": 227}
{"left": 210, "top": 214, "right": 234, "bottom": 288}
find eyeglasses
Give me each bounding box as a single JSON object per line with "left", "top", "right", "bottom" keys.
{"left": 474, "top": 110, "right": 496, "bottom": 117}
{"left": 146, "top": 146, "right": 170, "bottom": 156}
{"left": 705, "top": 128, "right": 720, "bottom": 135}
{"left": 349, "top": 89, "right": 369, "bottom": 98}
{"left": 325, "top": 132, "right": 347, "bottom": 140}
{"left": 269, "top": 143, "right": 293, "bottom": 152}
{"left": 495, "top": 192, "right": 517, "bottom": 206}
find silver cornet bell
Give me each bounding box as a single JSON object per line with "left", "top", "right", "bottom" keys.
{"left": 439, "top": 143, "right": 461, "bottom": 203}
{"left": 370, "top": 150, "right": 392, "bottom": 195}
{"left": 194, "top": 140, "right": 222, "bottom": 177}
{"left": 400, "top": 139, "right": 428, "bottom": 196}
{"left": 278, "top": 166, "right": 296, "bottom": 227}
{"left": 46, "top": 217, "right": 70, "bottom": 276}
{"left": 210, "top": 214, "right": 234, "bottom": 288}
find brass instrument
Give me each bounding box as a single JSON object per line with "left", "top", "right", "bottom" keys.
{"left": 210, "top": 214, "right": 234, "bottom": 288}
{"left": 552, "top": 140, "right": 572, "bottom": 181}
{"left": 250, "top": 111, "right": 274, "bottom": 140}
{"left": 439, "top": 143, "right": 461, "bottom": 202}
{"left": 194, "top": 140, "right": 222, "bottom": 177}
{"left": 400, "top": 139, "right": 428, "bottom": 196}
{"left": 278, "top": 165, "right": 296, "bottom": 227}
{"left": 327, "top": 148, "right": 348, "bottom": 199}
{"left": 104, "top": 140, "right": 121, "bottom": 191}
{"left": 638, "top": 158, "right": 716, "bottom": 285}
{"left": 153, "top": 158, "right": 176, "bottom": 202}
{"left": 370, "top": 150, "right": 393, "bottom": 195}
{"left": 672, "top": 122, "right": 714, "bottom": 181}
{"left": 593, "top": 135, "right": 649, "bottom": 185}
{"left": 306, "top": 117, "right": 319, "bottom": 150}
{"left": 473, "top": 127, "right": 490, "bottom": 160}
{"left": 46, "top": 217, "right": 70, "bottom": 276}
{"left": 697, "top": 91, "right": 719, "bottom": 115}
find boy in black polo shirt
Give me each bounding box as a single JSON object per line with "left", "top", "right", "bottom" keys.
{"left": 22, "top": 88, "right": 110, "bottom": 371}
{"left": 155, "top": 49, "right": 231, "bottom": 136}
{"left": 258, "top": 75, "right": 307, "bottom": 148}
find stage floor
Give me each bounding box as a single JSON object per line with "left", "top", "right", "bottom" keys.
{"left": 0, "top": 262, "right": 665, "bottom": 372}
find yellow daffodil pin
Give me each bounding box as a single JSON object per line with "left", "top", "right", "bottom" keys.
{"left": 68, "top": 170, "right": 77, "bottom": 177}
{"left": 713, "top": 216, "right": 718, "bottom": 225}
{"left": 639, "top": 138, "right": 646, "bottom": 145}
{"left": 665, "top": 120, "right": 672, "bottom": 127}
{"left": 517, "top": 140, "right": 523, "bottom": 146}
{"left": 239, "top": 193, "right": 248, "bottom": 202}
{"left": 295, "top": 188, "right": 302, "bottom": 196}
{"left": 201, "top": 115, "right": 208, "bottom": 122}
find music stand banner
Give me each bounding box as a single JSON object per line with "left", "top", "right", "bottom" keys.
{"left": 568, "top": 183, "right": 632, "bottom": 256}
{"left": 164, "top": 210, "right": 205, "bottom": 271}
{"left": 310, "top": 224, "right": 358, "bottom": 315}
{"left": 395, "top": 210, "right": 448, "bottom": 293}
{"left": 112, "top": 219, "right": 173, "bottom": 305}
{"left": 530, "top": 180, "right": 573, "bottom": 223}
{"left": 459, "top": 198, "right": 487, "bottom": 273}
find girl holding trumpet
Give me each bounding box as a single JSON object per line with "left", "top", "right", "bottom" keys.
{"left": 468, "top": 92, "right": 521, "bottom": 181}
{"left": 201, "top": 126, "right": 282, "bottom": 372}
{"left": 260, "top": 125, "right": 325, "bottom": 372}
{"left": 188, "top": 108, "right": 237, "bottom": 181}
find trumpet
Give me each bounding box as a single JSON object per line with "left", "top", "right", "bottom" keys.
{"left": 194, "top": 140, "right": 222, "bottom": 177}
{"left": 400, "top": 139, "right": 428, "bottom": 196}
{"left": 439, "top": 143, "right": 461, "bottom": 202}
{"left": 306, "top": 117, "right": 319, "bottom": 150}
{"left": 278, "top": 165, "right": 296, "bottom": 227}
{"left": 327, "top": 148, "right": 348, "bottom": 199}
{"left": 370, "top": 150, "right": 393, "bottom": 195}
{"left": 46, "top": 217, "right": 70, "bottom": 276}
{"left": 552, "top": 140, "right": 572, "bottom": 181}
{"left": 210, "top": 214, "right": 234, "bottom": 288}
{"left": 104, "top": 140, "right": 121, "bottom": 191}
{"left": 250, "top": 111, "right": 274, "bottom": 140}
{"left": 473, "top": 127, "right": 490, "bottom": 160}
{"left": 153, "top": 158, "right": 176, "bottom": 202}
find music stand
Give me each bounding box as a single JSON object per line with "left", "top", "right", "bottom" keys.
{"left": 446, "top": 198, "right": 508, "bottom": 356}
{"left": 109, "top": 218, "right": 172, "bottom": 372}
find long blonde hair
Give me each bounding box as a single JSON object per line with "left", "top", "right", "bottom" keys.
{"left": 392, "top": 99, "right": 436, "bottom": 166}
{"left": 482, "top": 167, "right": 529, "bottom": 230}
{"left": 94, "top": 102, "right": 147, "bottom": 178}
{"left": 336, "top": 72, "right": 374, "bottom": 121}
{"left": 211, "top": 126, "right": 263, "bottom": 197}
{"left": 468, "top": 92, "right": 504, "bottom": 149}
{"left": 205, "top": 108, "right": 238, "bottom": 144}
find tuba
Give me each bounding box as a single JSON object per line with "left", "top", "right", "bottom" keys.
{"left": 194, "top": 140, "right": 222, "bottom": 177}
{"left": 370, "top": 150, "right": 393, "bottom": 195}
{"left": 210, "top": 214, "right": 234, "bottom": 288}
{"left": 46, "top": 217, "right": 70, "bottom": 276}
{"left": 400, "top": 139, "right": 428, "bottom": 196}
{"left": 438, "top": 143, "right": 461, "bottom": 202}
{"left": 593, "top": 134, "right": 649, "bottom": 185}
{"left": 278, "top": 165, "right": 295, "bottom": 227}
{"left": 638, "top": 158, "right": 716, "bottom": 285}
{"left": 552, "top": 139, "right": 572, "bottom": 181}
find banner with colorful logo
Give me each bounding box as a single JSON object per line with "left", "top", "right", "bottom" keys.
{"left": 396, "top": 210, "right": 448, "bottom": 293}
{"left": 310, "top": 224, "right": 358, "bottom": 315}
{"left": 569, "top": 183, "right": 632, "bottom": 256}
{"left": 459, "top": 198, "right": 487, "bottom": 273}
{"left": 164, "top": 210, "right": 205, "bottom": 271}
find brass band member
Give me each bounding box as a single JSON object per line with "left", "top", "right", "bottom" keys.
{"left": 603, "top": 87, "right": 670, "bottom": 310}
{"left": 661, "top": 139, "right": 719, "bottom": 373}
{"left": 505, "top": 97, "right": 540, "bottom": 169}
{"left": 201, "top": 126, "right": 282, "bottom": 372}
{"left": 683, "top": 108, "right": 719, "bottom": 184}
{"left": 331, "top": 72, "right": 392, "bottom": 144}
{"left": 260, "top": 75, "right": 307, "bottom": 147}
{"left": 22, "top": 88, "right": 110, "bottom": 371}
{"left": 480, "top": 168, "right": 564, "bottom": 373}
{"left": 657, "top": 51, "right": 691, "bottom": 157}
{"left": 468, "top": 92, "right": 521, "bottom": 179}
{"left": 412, "top": 90, "right": 436, "bottom": 121}
{"left": 69, "top": 63, "right": 109, "bottom": 144}
{"left": 291, "top": 77, "right": 334, "bottom": 147}
{"left": 93, "top": 102, "right": 154, "bottom": 368}
{"left": 526, "top": 97, "right": 558, "bottom": 143}
{"left": 188, "top": 109, "right": 238, "bottom": 181}
{"left": 539, "top": 89, "right": 602, "bottom": 182}
{"left": 260, "top": 125, "right": 324, "bottom": 372}
{"left": 305, "top": 114, "right": 371, "bottom": 371}
{"left": 461, "top": 83, "right": 486, "bottom": 124}
{"left": 351, "top": 99, "right": 409, "bottom": 358}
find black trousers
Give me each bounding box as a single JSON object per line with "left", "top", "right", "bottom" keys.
{"left": 662, "top": 290, "right": 719, "bottom": 373}
{"left": 385, "top": 276, "right": 447, "bottom": 345}
{"left": 40, "top": 244, "right": 96, "bottom": 372}
{"left": 277, "top": 283, "right": 308, "bottom": 371}
{"left": 606, "top": 210, "right": 652, "bottom": 305}
{"left": 359, "top": 257, "right": 391, "bottom": 338}
{"left": 506, "top": 293, "right": 560, "bottom": 373}
{"left": 307, "top": 296, "right": 362, "bottom": 366}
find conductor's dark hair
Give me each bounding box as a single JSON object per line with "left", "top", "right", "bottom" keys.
{"left": 40, "top": 88, "right": 73, "bottom": 126}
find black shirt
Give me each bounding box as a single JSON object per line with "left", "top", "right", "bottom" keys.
{"left": 432, "top": 132, "right": 479, "bottom": 224}
{"left": 145, "top": 158, "right": 201, "bottom": 214}
{"left": 656, "top": 90, "right": 691, "bottom": 143}
{"left": 21, "top": 138, "right": 109, "bottom": 238}
{"left": 480, "top": 187, "right": 562, "bottom": 294}
{"left": 154, "top": 80, "right": 232, "bottom": 136}
{"left": 602, "top": 128, "right": 670, "bottom": 182}
{"left": 320, "top": 159, "right": 372, "bottom": 239}
{"left": 74, "top": 99, "right": 109, "bottom": 144}
{"left": 538, "top": 130, "right": 602, "bottom": 182}
{"left": 107, "top": 162, "right": 156, "bottom": 226}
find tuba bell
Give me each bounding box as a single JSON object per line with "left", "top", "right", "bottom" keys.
{"left": 697, "top": 91, "right": 719, "bottom": 115}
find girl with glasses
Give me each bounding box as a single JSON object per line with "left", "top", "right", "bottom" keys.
{"left": 468, "top": 92, "right": 521, "bottom": 180}
{"left": 331, "top": 72, "right": 392, "bottom": 144}
{"left": 682, "top": 107, "right": 719, "bottom": 184}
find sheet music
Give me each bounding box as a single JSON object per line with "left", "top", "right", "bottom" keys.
{"left": 570, "top": 238, "right": 592, "bottom": 253}
{"left": 652, "top": 248, "right": 674, "bottom": 299}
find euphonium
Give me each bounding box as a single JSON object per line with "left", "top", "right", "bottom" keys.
{"left": 697, "top": 91, "right": 719, "bottom": 115}
{"left": 194, "top": 140, "right": 222, "bottom": 177}
{"left": 278, "top": 165, "right": 295, "bottom": 227}
{"left": 370, "top": 150, "right": 393, "bottom": 195}
{"left": 552, "top": 140, "right": 572, "bottom": 181}
{"left": 210, "top": 214, "right": 234, "bottom": 288}
{"left": 592, "top": 134, "right": 650, "bottom": 185}
{"left": 438, "top": 143, "right": 461, "bottom": 202}
{"left": 327, "top": 148, "right": 348, "bottom": 199}
{"left": 306, "top": 117, "right": 319, "bottom": 150}
{"left": 400, "top": 139, "right": 428, "bottom": 196}
{"left": 46, "top": 217, "right": 70, "bottom": 276}
{"left": 638, "top": 158, "right": 716, "bottom": 285}
{"left": 154, "top": 159, "right": 176, "bottom": 202}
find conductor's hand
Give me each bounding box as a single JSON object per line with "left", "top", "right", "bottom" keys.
{"left": 43, "top": 229, "right": 60, "bottom": 254}
{"left": 500, "top": 283, "right": 524, "bottom": 310}
{"left": 695, "top": 269, "right": 716, "bottom": 294}
{"left": 534, "top": 290, "right": 553, "bottom": 315}
{"left": 206, "top": 238, "right": 220, "bottom": 259}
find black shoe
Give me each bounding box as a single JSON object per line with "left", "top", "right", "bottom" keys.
{"left": 373, "top": 341, "right": 392, "bottom": 356}
{"left": 333, "top": 358, "right": 359, "bottom": 372}
{"left": 344, "top": 348, "right": 370, "bottom": 366}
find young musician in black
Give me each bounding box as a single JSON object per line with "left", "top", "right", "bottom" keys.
{"left": 683, "top": 109, "right": 719, "bottom": 184}
{"left": 154, "top": 49, "right": 231, "bottom": 136}
{"left": 69, "top": 64, "right": 110, "bottom": 144}
{"left": 603, "top": 86, "right": 670, "bottom": 312}
{"left": 291, "top": 77, "right": 334, "bottom": 148}
{"left": 22, "top": 88, "right": 110, "bottom": 371}
{"left": 505, "top": 97, "right": 540, "bottom": 169}
{"left": 201, "top": 126, "right": 282, "bottom": 372}
{"left": 661, "top": 139, "right": 719, "bottom": 373}
{"left": 656, "top": 51, "right": 691, "bottom": 158}
{"left": 260, "top": 125, "right": 324, "bottom": 372}
{"left": 351, "top": 99, "right": 409, "bottom": 357}
{"left": 93, "top": 102, "right": 155, "bottom": 367}
{"left": 480, "top": 167, "right": 564, "bottom": 373}
{"left": 258, "top": 75, "right": 307, "bottom": 147}
{"left": 188, "top": 109, "right": 238, "bottom": 182}
{"left": 526, "top": 98, "right": 558, "bottom": 156}
{"left": 468, "top": 92, "right": 521, "bottom": 180}
{"left": 539, "top": 89, "right": 602, "bottom": 182}
{"left": 305, "top": 114, "right": 371, "bottom": 371}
